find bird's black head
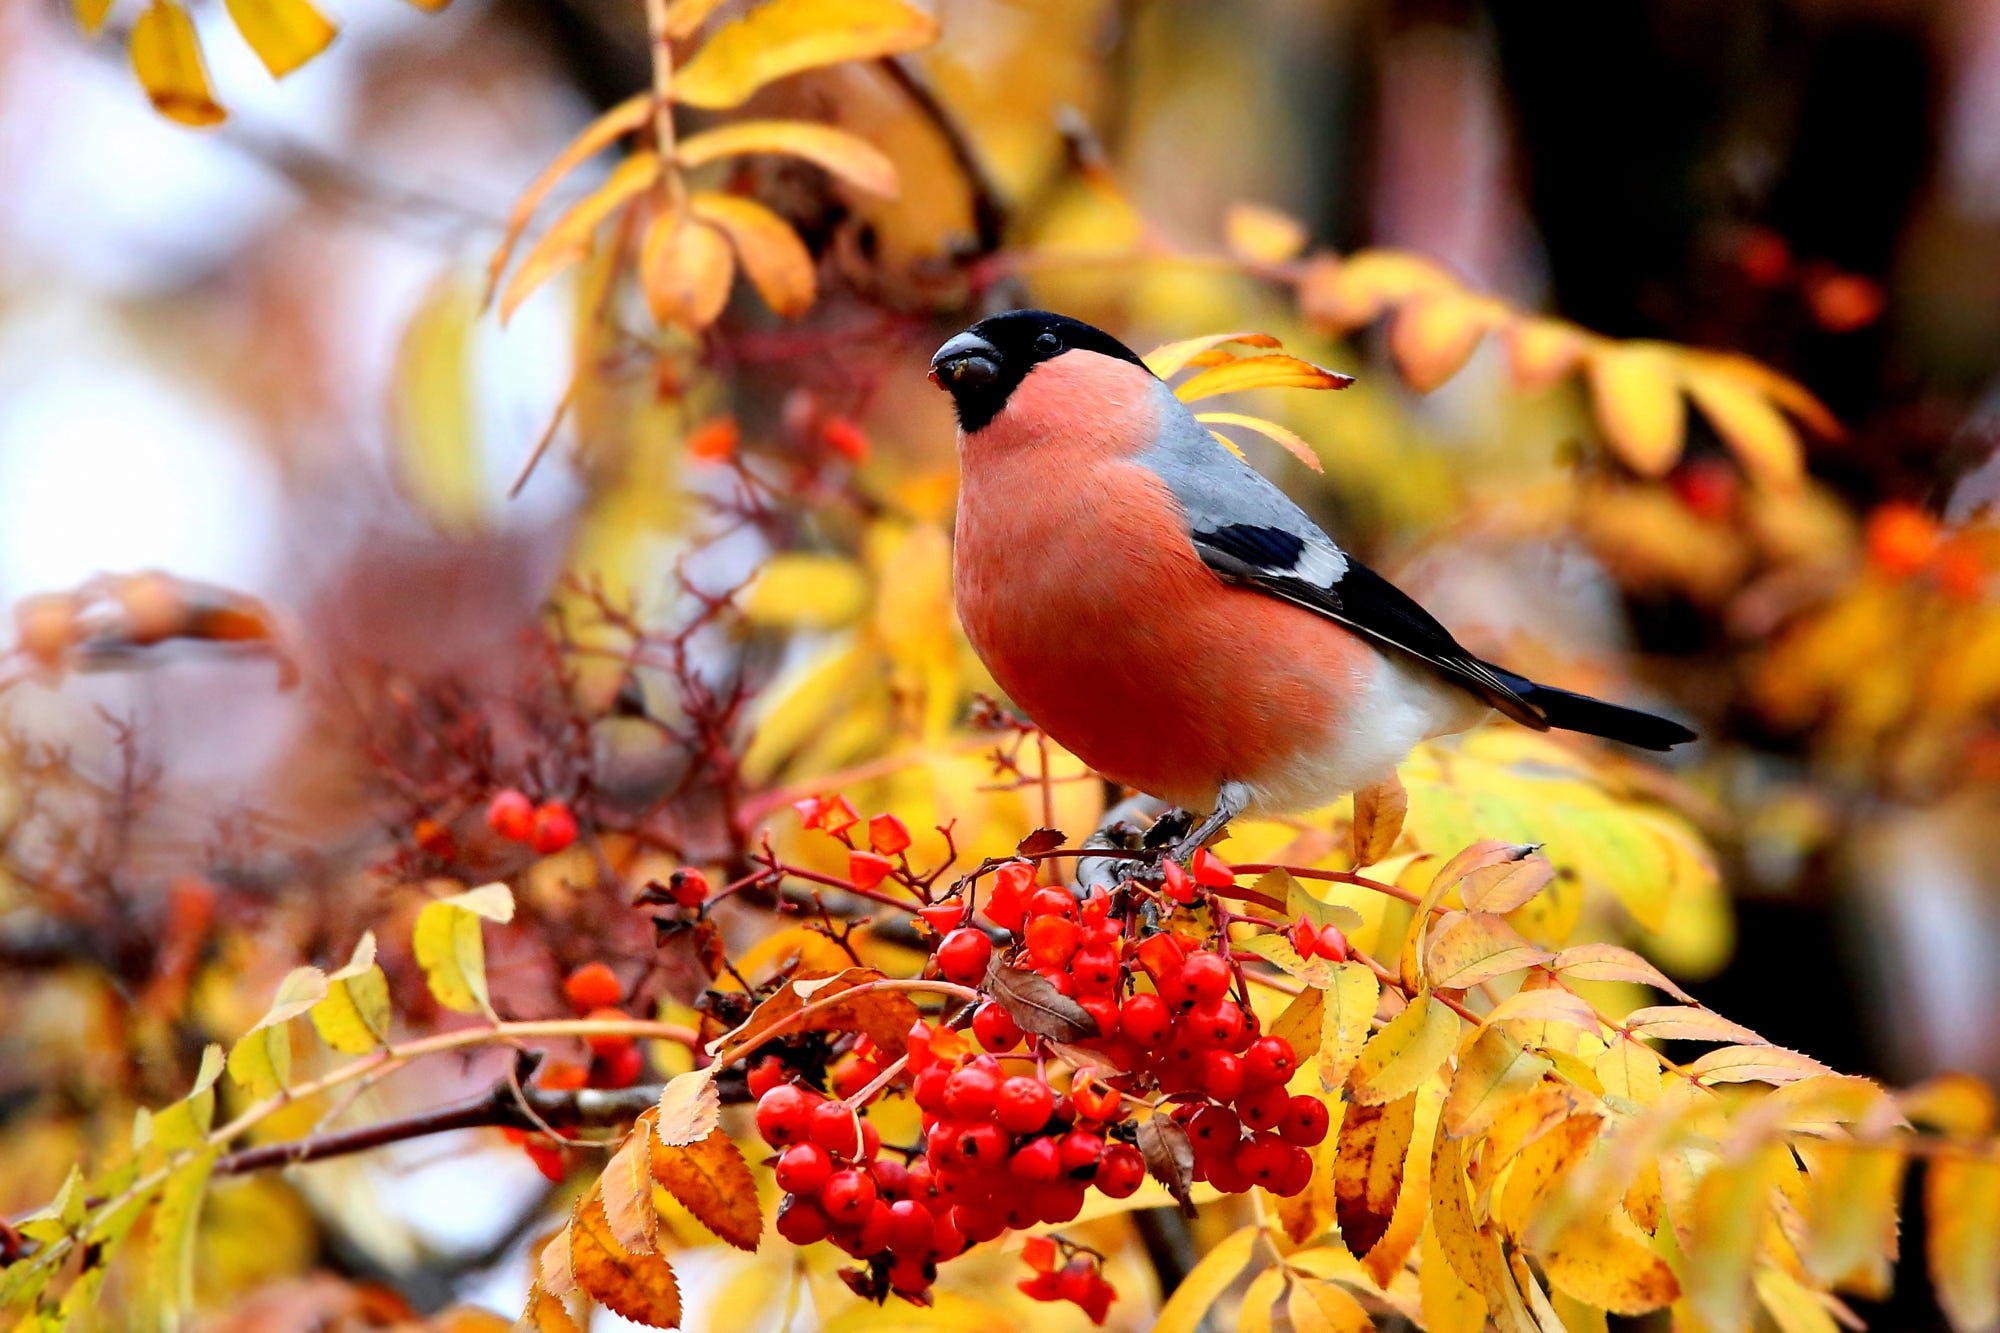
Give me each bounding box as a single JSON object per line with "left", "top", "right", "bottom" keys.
{"left": 929, "top": 310, "right": 1151, "bottom": 433}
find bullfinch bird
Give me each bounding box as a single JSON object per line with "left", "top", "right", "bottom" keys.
{"left": 930, "top": 309, "right": 1695, "bottom": 853}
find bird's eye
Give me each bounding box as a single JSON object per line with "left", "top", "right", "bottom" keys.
{"left": 1033, "top": 331, "right": 1061, "bottom": 355}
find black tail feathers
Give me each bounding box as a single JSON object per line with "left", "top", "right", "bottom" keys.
{"left": 1486, "top": 666, "right": 1697, "bottom": 752}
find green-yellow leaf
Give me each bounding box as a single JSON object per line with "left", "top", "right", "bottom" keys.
{"left": 227, "top": 964, "right": 328, "bottom": 1097}
{"left": 152, "top": 1045, "right": 225, "bottom": 1152}
{"left": 311, "top": 931, "right": 392, "bottom": 1054}
{"left": 131, "top": 1, "right": 226, "bottom": 127}
{"left": 1319, "top": 959, "right": 1379, "bottom": 1091}
{"left": 742, "top": 554, "right": 870, "bottom": 629}
{"left": 413, "top": 885, "right": 513, "bottom": 1016}
{"left": 1803, "top": 1144, "right": 1903, "bottom": 1296}
{"left": 674, "top": 0, "right": 940, "bottom": 110}
{"left": 1348, "top": 989, "right": 1457, "bottom": 1105}
{"left": 146, "top": 1150, "right": 217, "bottom": 1330}
{"left": 677, "top": 120, "right": 898, "bottom": 197}
{"left": 224, "top": 0, "right": 337, "bottom": 78}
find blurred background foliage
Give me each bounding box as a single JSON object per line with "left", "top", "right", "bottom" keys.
{"left": 5, "top": 0, "right": 2000, "bottom": 1326}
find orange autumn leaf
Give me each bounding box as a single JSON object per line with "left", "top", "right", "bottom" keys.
{"left": 677, "top": 120, "right": 899, "bottom": 198}
{"left": 569, "top": 1190, "right": 682, "bottom": 1329}
{"left": 487, "top": 94, "right": 653, "bottom": 304}
{"left": 131, "top": 1, "right": 225, "bottom": 127}
{"left": 642, "top": 212, "right": 736, "bottom": 330}
{"left": 649, "top": 1124, "right": 762, "bottom": 1252}
{"left": 673, "top": 0, "right": 939, "bottom": 110}
{"left": 688, "top": 193, "right": 817, "bottom": 319}
{"left": 1332, "top": 1092, "right": 1418, "bottom": 1257}
{"left": 1388, "top": 293, "right": 1500, "bottom": 394}
{"left": 1586, "top": 342, "right": 1686, "bottom": 477}
{"left": 224, "top": 0, "right": 337, "bottom": 78}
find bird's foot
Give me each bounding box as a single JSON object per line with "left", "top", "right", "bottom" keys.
{"left": 1161, "top": 782, "right": 1252, "bottom": 865}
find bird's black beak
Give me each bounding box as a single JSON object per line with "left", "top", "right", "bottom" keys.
{"left": 929, "top": 332, "right": 1000, "bottom": 393}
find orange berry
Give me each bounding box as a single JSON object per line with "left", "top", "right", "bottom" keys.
{"left": 539, "top": 1060, "right": 589, "bottom": 1091}
{"left": 1935, "top": 541, "right": 1989, "bottom": 603}
{"left": 485, "top": 789, "right": 533, "bottom": 842}
{"left": 563, "top": 962, "right": 623, "bottom": 1012}
{"left": 529, "top": 801, "right": 578, "bottom": 855}
{"left": 583, "top": 1007, "right": 632, "bottom": 1057}
{"left": 820, "top": 417, "right": 870, "bottom": 462}
{"left": 1866, "top": 503, "right": 1941, "bottom": 578}
{"left": 1809, "top": 272, "right": 1885, "bottom": 333}
{"left": 686, "top": 415, "right": 741, "bottom": 462}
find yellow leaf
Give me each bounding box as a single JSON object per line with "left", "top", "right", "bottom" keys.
{"left": 1803, "top": 1144, "right": 1903, "bottom": 1296}
{"left": 1430, "top": 1130, "right": 1500, "bottom": 1291}
{"left": 1903, "top": 1074, "right": 1998, "bottom": 1138}
{"left": 1154, "top": 1225, "right": 1259, "bottom": 1333}
{"left": 677, "top": 120, "right": 899, "bottom": 197}
{"left": 654, "top": 1070, "right": 722, "bottom": 1146}
{"left": 642, "top": 212, "right": 736, "bottom": 331}
{"left": 1225, "top": 202, "right": 1309, "bottom": 264}
{"left": 603, "top": 1119, "right": 660, "bottom": 1255}
{"left": 1551, "top": 943, "right": 1695, "bottom": 1004}
{"left": 649, "top": 1125, "right": 762, "bottom": 1251}
{"left": 519, "top": 1285, "right": 581, "bottom": 1333}
{"left": 1755, "top": 1267, "right": 1841, "bottom": 1333}
{"left": 1504, "top": 317, "right": 1589, "bottom": 393}
{"left": 224, "top": 0, "right": 336, "bottom": 77}
{"left": 1141, "top": 331, "right": 1282, "bottom": 378}
{"left": 1586, "top": 342, "right": 1685, "bottom": 477}
{"left": 1348, "top": 989, "right": 1457, "bottom": 1105}
{"left": 500, "top": 150, "right": 661, "bottom": 323}
{"left": 741, "top": 554, "right": 869, "bottom": 628}
{"left": 1288, "top": 1277, "right": 1375, "bottom": 1333}
{"left": 1623, "top": 1005, "right": 1765, "bottom": 1046}
{"left": 1197, "top": 412, "right": 1324, "bottom": 473}
{"left": 1683, "top": 1144, "right": 1786, "bottom": 1333}
{"left": 1240, "top": 1267, "right": 1287, "bottom": 1333}
{"left": 1442, "top": 1027, "right": 1551, "bottom": 1139}
{"left": 1425, "top": 911, "right": 1552, "bottom": 990}
{"left": 392, "top": 272, "right": 485, "bottom": 533}
{"left": 674, "top": 0, "right": 940, "bottom": 110}
{"left": 151, "top": 1046, "right": 225, "bottom": 1152}
{"left": 1928, "top": 1155, "right": 2000, "bottom": 1333}
{"left": 1176, "top": 354, "right": 1353, "bottom": 403}
{"left": 570, "top": 1190, "right": 682, "bottom": 1329}
{"left": 146, "top": 1150, "right": 217, "bottom": 1322}
{"left": 311, "top": 931, "right": 391, "bottom": 1054}
{"left": 1539, "top": 1215, "right": 1680, "bottom": 1315}
{"left": 1684, "top": 366, "right": 1804, "bottom": 490}
{"left": 1320, "top": 956, "right": 1384, "bottom": 1088}
{"left": 72, "top": 0, "right": 115, "bottom": 36}
{"left": 1270, "top": 987, "right": 1324, "bottom": 1061}
{"left": 1688, "top": 1044, "right": 1830, "bottom": 1086}
{"left": 1495, "top": 1114, "right": 1602, "bottom": 1239}
{"left": 412, "top": 885, "right": 513, "bottom": 1017}
{"left": 1298, "top": 249, "right": 1459, "bottom": 331}
{"left": 691, "top": 193, "right": 815, "bottom": 318}
{"left": 225, "top": 965, "right": 328, "bottom": 1098}
{"left": 1458, "top": 855, "right": 1555, "bottom": 914}
{"left": 131, "top": 1, "right": 225, "bottom": 127}
{"left": 486, "top": 94, "right": 652, "bottom": 303}
{"left": 1420, "top": 1218, "right": 1487, "bottom": 1333}
{"left": 1351, "top": 773, "right": 1408, "bottom": 865}
{"left": 663, "top": 0, "right": 729, "bottom": 38}
{"left": 1388, "top": 294, "right": 1497, "bottom": 393}
{"left": 1594, "top": 1037, "right": 1665, "bottom": 1106}
{"left": 1333, "top": 1092, "right": 1417, "bottom": 1257}
{"left": 1483, "top": 986, "right": 1599, "bottom": 1034}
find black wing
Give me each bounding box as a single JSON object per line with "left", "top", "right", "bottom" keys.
{"left": 1191, "top": 525, "right": 1551, "bottom": 730}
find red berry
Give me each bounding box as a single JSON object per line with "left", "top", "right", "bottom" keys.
{"left": 1161, "top": 858, "right": 1196, "bottom": 903}
{"left": 869, "top": 813, "right": 912, "bottom": 856}
{"left": 1190, "top": 848, "right": 1235, "bottom": 887}
{"left": 1235, "top": 1132, "right": 1291, "bottom": 1186}
{"left": 485, "top": 789, "right": 533, "bottom": 842}
{"left": 523, "top": 1139, "right": 566, "bottom": 1182}
{"left": 529, "top": 801, "right": 578, "bottom": 855}
{"left": 1237, "top": 1083, "right": 1291, "bottom": 1132}
{"left": 955, "top": 1122, "right": 1010, "bottom": 1169}
{"left": 777, "top": 1196, "right": 831, "bottom": 1245}
{"left": 943, "top": 1065, "right": 1002, "bottom": 1121}
{"left": 917, "top": 900, "right": 966, "bottom": 936}
{"left": 830, "top": 1055, "right": 881, "bottom": 1100}
{"left": 756, "top": 1084, "right": 815, "bottom": 1147}
{"left": 929, "top": 1208, "right": 967, "bottom": 1259}
{"left": 776, "top": 1143, "right": 834, "bottom": 1194}
{"left": 1034, "top": 1181, "right": 1087, "bottom": 1225}
{"left": 562, "top": 962, "right": 622, "bottom": 1011}
{"left": 745, "top": 1057, "right": 788, "bottom": 1101}
{"left": 1008, "top": 1135, "right": 1062, "bottom": 1182}
{"left": 953, "top": 1202, "right": 1008, "bottom": 1244}
{"left": 935, "top": 928, "right": 993, "bottom": 985}
{"left": 1188, "top": 1104, "right": 1241, "bottom": 1156}
{"left": 984, "top": 862, "right": 1034, "bottom": 932}
{"left": 886, "top": 1199, "right": 935, "bottom": 1255}
{"left": 1056, "top": 1258, "right": 1095, "bottom": 1305}
{"left": 903, "top": 1156, "right": 936, "bottom": 1201}
{"left": 1280, "top": 1094, "right": 1332, "bottom": 1147}
{"left": 810, "top": 1100, "right": 865, "bottom": 1157}
{"left": 972, "top": 1000, "right": 1022, "bottom": 1052}
{"left": 1186, "top": 998, "right": 1247, "bottom": 1050}
{"left": 1120, "top": 993, "right": 1171, "bottom": 1045}
{"left": 1206, "top": 1147, "right": 1250, "bottom": 1194}
{"left": 1071, "top": 1078, "right": 1122, "bottom": 1122}
{"left": 1275, "top": 1144, "right": 1315, "bottom": 1197}
{"left": 1077, "top": 994, "right": 1120, "bottom": 1038}
{"left": 996, "top": 1076, "right": 1056, "bottom": 1133}
{"left": 1024, "top": 914, "right": 1081, "bottom": 969}
{"left": 1097, "top": 1143, "right": 1145, "bottom": 1198}
{"left": 1181, "top": 952, "right": 1232, "bottom": 1004}
{"left": 1200, "top": 1050, "right": 1245, "bottom": 1104}
{"left": 857, "top": 1198, "right": 896, "bottom": 1255}
{"left": 848, "top": 850, "right": 895, "bottom": 892}
{"left": 912, "top": 1064, "right": 949, "bottom": 1111}
{"left": 1071, "top": 945, "right": 1121, "bottom": 994}
{"left": 820, "top": 1168, "right": 878, "bottom": 1224}
{"left": 1057, "top": 1131, "right": 1103, "bottom": 1176}
{"left": 583, "top": 1009, "right": 632, "bottom": 1057}
{"left": 1288, "top": 916, "right": 1318, "bottom": 959}
{"left": 1028, "top": 886, "right": 1077, "bottom": 919}
{"left": 821, "top": 416, "right": 871, "bottom": 462}
{"left": 1243, "top": 1035, "right": 1298, "bottom": 1089}
{"left": 668, "top": 868, "right": 709, "bottom": 908}
{"left": 871, "top": 1156, "right": 910, "bottom": 1200}
{"left": 592, "top": 1042, "right": 644, "bottom": 1088}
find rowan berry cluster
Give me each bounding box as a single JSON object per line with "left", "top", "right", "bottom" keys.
{"left": 756, "top": 844, "right": 1331, "bottom": 1319}
{"left": 506, "top": 962, "right": 646, "bottom": 1181}
{"left": 485, "top": 789, "right": 578, "bottom": 855}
